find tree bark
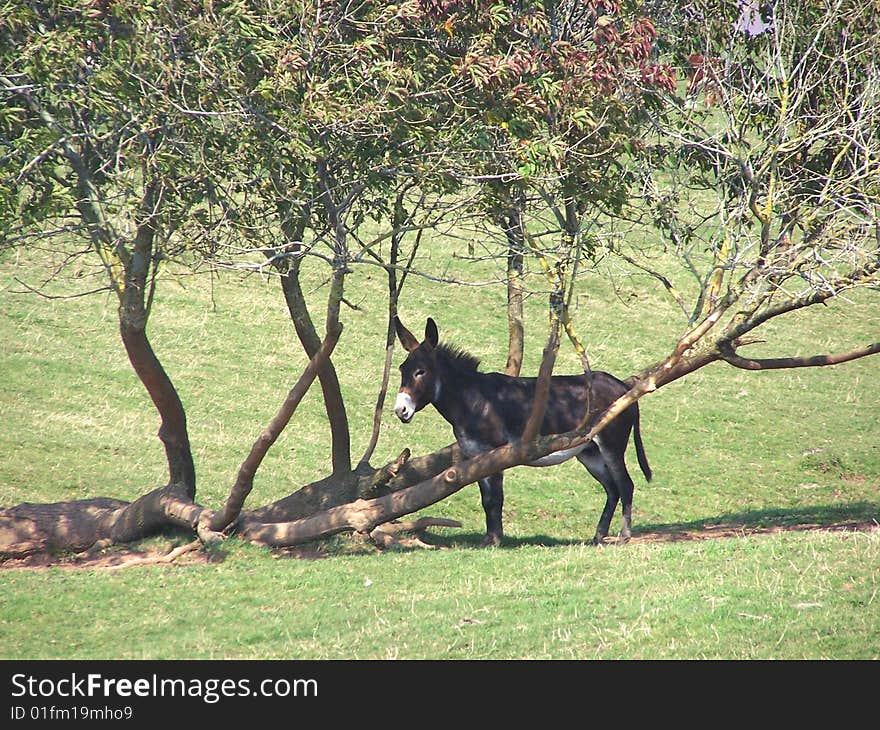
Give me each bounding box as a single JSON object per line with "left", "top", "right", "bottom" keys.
{"left": 119, "top": 320, "right": 196, "bottom": 497}
{"left": 273, "top": 190, "right": 352, "bottom": 476}
{"left": 0, "top": 444, "right": 458, "bottom": 557}
{"left": 0, "top": 488, "right": 203, "bottom": 557}
{"left": 719, "top": 342, "right": 880, "bottom": 370}
{"left": 279, "top": 266, "right": 352, "bottom": 475}
{"left": 119, "top": 182, "right": 196, "bottom": 497}
{"left": 241, "top": 443, "right": 459, "bottom": 525}
{"left": 521, "top": 322, "right": 560, "bottom": 444}
{"left": 503, "top": 205, "right": 526, "bottom": 376}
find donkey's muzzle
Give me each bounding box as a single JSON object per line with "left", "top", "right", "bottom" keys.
{"left": 394, "top": 391, "right": 416, "bottom": 423}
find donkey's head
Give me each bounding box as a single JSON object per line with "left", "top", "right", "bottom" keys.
{"left": 393, "top": 316, "right": 440, "bottom": 423}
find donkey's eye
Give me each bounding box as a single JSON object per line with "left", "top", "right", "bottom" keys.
{"left": 414, "top": 369, "right": 426, "bottom": 378}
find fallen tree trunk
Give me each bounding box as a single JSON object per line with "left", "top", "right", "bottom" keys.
{"left": 0, "top": 485, "right": 202, "bottom": 557}
{"left": 0, "top": 445, "right": 461, "bottom": 558}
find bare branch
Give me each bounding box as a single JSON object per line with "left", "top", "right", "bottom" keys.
{"left": 12, "top": 278, "right": 112, "bottom": 300}
{"left": 611, "top": 250, "right": 691, "bottom": 318}
{"left": 719, "top": 341, "right": 880, "bottom": 371}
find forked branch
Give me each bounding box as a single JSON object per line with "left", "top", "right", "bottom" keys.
{"left": 719, "top": 341, "right": 880, "bottom": 370}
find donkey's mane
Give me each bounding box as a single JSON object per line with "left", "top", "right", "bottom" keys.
{"left": 436, "top": 342, "right": 481, "bottom": 372}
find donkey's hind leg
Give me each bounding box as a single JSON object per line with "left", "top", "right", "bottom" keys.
{"left": 595, "top": 435, "right": 636, "bottom": 544}
{"left": 478, "top": 473, "right": 504, "bottom": 547}
{"left": 576, "top": 445, "right": 619, "bottom": 545}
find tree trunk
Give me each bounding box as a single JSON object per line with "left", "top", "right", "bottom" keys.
{"left": 360, "top": 188, "right": 412, "bottom": 466}
{"left": 280, "top": 265, "right": 352, "bottom": 475}
{"left": 119, "top": 320, "right": 196, "bottom": 497}
{"left": 0, "top": 444, "right": 458, "bottom": 557}
{"left": 119, "top": 184, "right": 196, "bottom": 497}
{"left": 273, "top": 191, "right": 352, "bottom": 476}
{"left": 503, "top": 205, "right": 526, "bottom": 377}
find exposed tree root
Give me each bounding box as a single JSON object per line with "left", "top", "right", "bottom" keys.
{"left": 101, "top": 540, "right": 202, "bottom": 570}
{"left": 369, "top": 516, "right": 463, "bottom": 549}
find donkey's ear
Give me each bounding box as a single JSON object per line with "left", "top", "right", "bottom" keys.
{"left": 394, "top": 316, "right": 420, "bottom": 352}
{"left": 425, "top": 318, "right": 439, "bottom": 349}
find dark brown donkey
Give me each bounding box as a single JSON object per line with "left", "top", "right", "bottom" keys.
{"left": 393, "top": 317, "right": 652, "bottom": 546}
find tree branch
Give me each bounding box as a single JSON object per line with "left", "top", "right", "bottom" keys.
{"left": 719, "top": 341, "right": 880, "bottom": 370}
{"left": 521, "top": 321, "right": 560, "bottom": 444}
{"left": 209, "top": 324, "right": 343, "bottom": 532}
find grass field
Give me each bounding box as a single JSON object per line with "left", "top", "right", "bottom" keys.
{"left": 0, "top": 232, "right": 878, "bottom": 660}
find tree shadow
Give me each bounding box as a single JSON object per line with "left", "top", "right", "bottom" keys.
{"left": 424, "top": 501, "right": 879, "bottom": 549}
{"left": 427, "top": 532, "right": 583, "bottom": 549}
{"left": 633, "top": 501, "right": 878, "bottom": 544}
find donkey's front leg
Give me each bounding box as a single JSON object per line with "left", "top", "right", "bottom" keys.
{"left": 478, "top": 473, "right": 504, "bottom": 546}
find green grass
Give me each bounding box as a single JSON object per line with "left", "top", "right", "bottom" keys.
{"left": 0, "top": 531, "right": 876, "bottom": 659}
{"left": 0, "top": 234, "right": 878, "bottom": 660}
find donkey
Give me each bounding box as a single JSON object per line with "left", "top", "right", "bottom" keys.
{"left": 393, "top": 317, "right": 652, "bottom": 547}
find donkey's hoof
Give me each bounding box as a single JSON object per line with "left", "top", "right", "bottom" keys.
{"left": 591, "top": 535, "right": 609, "bottom": 547}
{"left": 481, "top": 533, "right": 502, "bottom": 547}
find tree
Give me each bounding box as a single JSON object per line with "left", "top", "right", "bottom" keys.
{"left": 1, "top": 0, "right": 877, "bottom": 559}
{"left": 1, "top": 0, "right": 211, "bottom": 548}
{"left": 402, "top": 1, "right": 678, "bottom": 372}
{"left": 0, "top": 0, "right": 465, "bottom": 554}
{"left": 616, "top": 0, "right": 880, "bottom": 374}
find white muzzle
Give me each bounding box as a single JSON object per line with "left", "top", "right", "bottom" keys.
{"left": 394, "top": 392, "right": 416, "bottom": 423}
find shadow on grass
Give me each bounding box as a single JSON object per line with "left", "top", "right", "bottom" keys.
{"left": 633, "top": 501, "right": 878, "bottom": 544}
{"left": 428, "top": 532, "right": 583, "bottom": 549}
{"left": 426, "top": 501, "right": 879, "bottom": 549}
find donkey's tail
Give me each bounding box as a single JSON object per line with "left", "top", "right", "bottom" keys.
{"left": 632, "top": 403, "right": 653, "bottom": 482}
